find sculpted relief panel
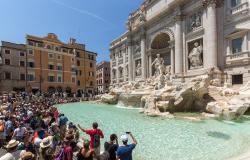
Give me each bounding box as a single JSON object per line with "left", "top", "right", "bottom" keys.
{"left": 187, "top": 11, "right": 202, "bottom": 32}
{"left": 188, "top": 39, "right": 203, "bottom": 70}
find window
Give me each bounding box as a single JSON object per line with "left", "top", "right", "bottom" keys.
{"left": 28, "top": 61, "right": 34, "bottom": 68}
{"left": 5, "top": 59, "right": 10, "bottom": 65}
{"left": 27, "top": 74, "right": 34, "bottom": 81}
{"left": 28, "top": 49, "right": 34, "bottom": 55}
{"left": 76, "top": 52, "right": 80, "bottom": 57}
{"left": 28, "top": 41, "right": 34, "bottom": 46}
{"left": 20, "top": 61, "right": 25, "bottom": 67}
{"left": 90, "top": 81, "right": 93, "bottom": 86}
{"left": 72, "top": 77, "right": 76, "bottom": 83}
{"left": 77, "top": 80, "right": 80, "bottom": 86}
{"left": 47, "top": 45, "right": 51, "bottom": 49}
{"left": 20, "top": 74, "right": 25, "bottom": 80}
{"left": 90, "top": 62, "right": 93, "bottom": 68}
{"left": 20, "top": 52, "right": 25, "bottom": 56}
{"left": 58, "top": 55, "right": 62, "bottom": 60}
{"left": 48, "top": 64, "right": 54, "bottom": 70}
{"left": 72, "top": 58, "right": 75, "bottom": 62}
{"left": 231, "top": 0, "right": 241, "bottom": 7}
{"left": 48, "top": 76, "right": 55, "bottom": 82}
{"left": 79, "top": 70, "right": 82, "bottom": 76}
{"left": 77, "top": 60, "right": 80, "bottom": 66}
{"left": 55, "top": 47, "right": 59, "bottom": 51}
{"left": 5, "top": 49, "right": 10, "bottom": 54}
{"left": 89, "top": 72, "right": 94, "bottom": 77}
{"left": 5, "top": 72, "right": 11, "bottom": 80}
{"left": 57, "top": 65, "right": 62, "bottom": 71}
{"left": 58, "top": 76, "right": 62, "bottom": 82}
{"left": 48, "top": 53, "right": 54, "bottom": 59}
{"left": 37, "top": 43, "right": 43, "bottom": 47}
{"left": 232, "top": 74, "right": 243, "bottom": 85}
{"left": 232, "top": 37, "right": 243, "bottom": 54}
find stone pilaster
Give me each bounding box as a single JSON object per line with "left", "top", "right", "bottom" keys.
{"left": 202, "top": 0, "right": 224, "bottom": 8}
{"left": 127, "top": 38, "right": 133, "bottom": 81}
{"left": 174, "top": 14, "right": 184, "bottom": 75}
{"left": 203, "top": 0, "right": 218, "bottom": 69}
{"left": 170, "top": 41, "right": 175, "bottom": 75}
{"left": 141, "top": 31, "right": 147, "bottom": 80}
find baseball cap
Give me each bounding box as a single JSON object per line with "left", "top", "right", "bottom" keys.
{"left": 121, "top": 134, "right": 128, "bottom": 142}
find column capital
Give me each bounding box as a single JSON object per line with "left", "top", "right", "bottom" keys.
{"left": 174, "top": 14, "right": 185, "bottom": 22}
{"left": 202, "top": 0, "right": 224, "bottom": 8}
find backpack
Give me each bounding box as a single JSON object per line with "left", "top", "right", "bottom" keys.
{"left": 0, "top": 122, "right": 4, "bottom": 132}
{"left": 93, "top": 129, "right": 100, "bottom": 148}
{"left": 55, "top": 147, "right": 65, "bottom": 160}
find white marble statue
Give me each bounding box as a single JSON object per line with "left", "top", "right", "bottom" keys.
{"left": 191, "top": 14, "right": 201, "bottom": 30}
{"left": 0, "top": 56, "right": 2, "bottom": 65}
{"left": 152, "top": 54, "right": 165, "bottom": 77}
{"left": 188, "top": 42, "right": 203, "bottom": 69}
{"left": 136, "top": 61, "right": 142, "bottom": 76}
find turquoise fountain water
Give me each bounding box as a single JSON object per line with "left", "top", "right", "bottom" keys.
{"left": 58, "top": 103, "right": 250, "bottom": 160}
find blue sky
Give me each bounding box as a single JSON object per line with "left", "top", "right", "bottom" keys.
{"left": 0, "top": 0, "right": 144, "bottom": 62}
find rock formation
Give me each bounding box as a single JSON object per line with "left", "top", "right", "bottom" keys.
{"left": 102, "top": 67, "right": 250, "bottom": 120}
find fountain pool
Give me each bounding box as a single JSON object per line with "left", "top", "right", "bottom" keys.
{"left": 58, "top": 103, "right": 250, "bottom": 160}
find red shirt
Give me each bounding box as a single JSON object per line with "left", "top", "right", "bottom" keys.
{"left": 63, "top": 145, "right": 73, "bottom": 160}
{"left": 85, "top": 129, "right": 104, "bottom": 148}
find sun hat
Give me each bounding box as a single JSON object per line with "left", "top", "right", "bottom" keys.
{"left": 121, "top": 134, "right": 128, "bottom": 142}
{"left": 20, "top": 151, "right": 35, "bottom": 160}
{"left": 40, "top": 137, "right": 52, "bottom": 148}
{"left": 5, "top": 139, "right": 19, "bottom": 149}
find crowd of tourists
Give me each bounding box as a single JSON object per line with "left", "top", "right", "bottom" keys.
{"left": 0, "top": 92, "right": 137, "bottom": 160}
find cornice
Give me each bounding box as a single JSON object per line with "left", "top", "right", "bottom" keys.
{"left": 202, "top": 0, "right": 225, "bottom": 8}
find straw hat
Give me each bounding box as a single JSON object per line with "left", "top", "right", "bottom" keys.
{"left": 20, "top": 151, "right": 35, "bottom": 160}
{"left": 5, "top": 139, "right": 19, "bottom": 149}
{"left": 40, "top": 137, "right": 52, "bottom": 148}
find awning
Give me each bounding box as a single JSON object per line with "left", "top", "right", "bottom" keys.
{"left": 236, "top": 21, "right": 250, "bottom": 30}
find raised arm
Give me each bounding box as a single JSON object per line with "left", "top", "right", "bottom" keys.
{"left": 77, "top": 124, "right": 86, "bottom": 132}
{"left": 129, "top": 133, "right": 137, "bottom": 145}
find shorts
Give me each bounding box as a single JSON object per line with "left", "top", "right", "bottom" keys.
{"left": 94, "top": 146, "right": 101, "bottom": 157}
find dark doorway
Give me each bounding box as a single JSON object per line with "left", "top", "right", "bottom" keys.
{"left": 232, "top": 74, "right": 243, "bottom": 85}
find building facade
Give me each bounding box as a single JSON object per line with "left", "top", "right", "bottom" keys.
{"left": 0, "top": 41, "right": 27, "bottom": 92}
{"left": 96, "top": 61, "right": 111, "bottom": 94}
{"left": 0, "top": 33, "right": 97, "bottom": 94}
{"left": 110, "top": 0, "right": 250, "bottom": 86}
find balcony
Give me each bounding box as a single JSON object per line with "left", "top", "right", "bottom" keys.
{"left": 225, "top": 51, "right": 250, "bottom": 67}
{"left": 231, "top": 1, "right": 249, "bottom": 16}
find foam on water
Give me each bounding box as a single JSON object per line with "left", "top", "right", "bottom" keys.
{"left": 58, "top": 103, "right": 250, "bottom": 160}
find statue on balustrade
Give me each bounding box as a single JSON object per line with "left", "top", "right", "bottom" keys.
{"left": 188, "top": 42, "right": 203, "bottom": 69}
{"left": 191, "top": 14, "right": 201, "bottom": 30}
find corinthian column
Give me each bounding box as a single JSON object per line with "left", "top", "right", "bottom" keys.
{"left": 175, "top": 15, "right": 183, "bottom": 75}
{"left": 127, "top": 38, "right": 133, "bottom": 81}
{"left": 141, "top": 31, "right": 147, "bottom": 80}
{"left": 203, "top": 0, "right": 222, "bottom": 68}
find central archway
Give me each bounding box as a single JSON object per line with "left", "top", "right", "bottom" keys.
{"left": 151, "top": 33, "right": 171, "bottom": 49}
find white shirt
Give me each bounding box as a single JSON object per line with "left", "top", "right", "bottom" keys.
{"left": 0, "top": 153, "right": 15, "bottom": 160}
{"left": 14, "top": 127, "right": 26, "bottom": 137}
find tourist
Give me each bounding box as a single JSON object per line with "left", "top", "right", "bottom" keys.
{"left": 104, "top": 134, "right": 119, "bottom": 160}
{"left": 0, "top": 116, "right": 5, "bottom": 147}
{"left": 77, "top": 122, "right": 104, "bottom": 157}
{"left": 116, "top": 132, "right": 137, "bottom": 160}
{"left": 58, "top": 114, "right": 69, "bottom": 138}
{"left": 77, "top": 140, "right": 94, "bottom": 160}
{"left": 39, "top": 137, "right": 54, "bottom": 160}
{"left": 4, "top": 117, "right": 14, "bottom": 142}
{"left": 12, "top": 122, "right": 27, "bottom": 142}
{"left": 0, "top": 139, "right": 20, "bottom": 160}
{"left": 63, "top": 135, "right": 73, "bottom": 160}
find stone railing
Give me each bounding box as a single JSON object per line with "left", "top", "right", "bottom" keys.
{"left": 231, "top": 1, "right": 249, "bottom": 16}
{"left": 225, "top": 51, "right": 250, "bottom": 66}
